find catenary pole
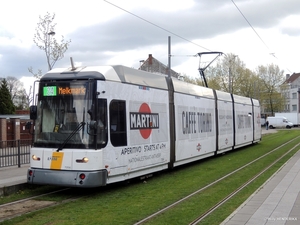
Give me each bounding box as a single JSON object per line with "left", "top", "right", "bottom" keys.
{"left": 168, "top": 36, "right": 171, "bottom": 78}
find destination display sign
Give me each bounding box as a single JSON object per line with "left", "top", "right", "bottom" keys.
{"left": 43, "top": 86, "right": 57, "bottom": 96}
{"left": 43, "top": 86, "right": 86, "bottom": 96}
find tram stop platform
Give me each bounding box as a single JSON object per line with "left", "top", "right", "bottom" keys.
{"left": 221, "top": 147, "right": 300, "bottom": 225}
{"left": 0, "top": 164, "right": 29, "bottom": 196}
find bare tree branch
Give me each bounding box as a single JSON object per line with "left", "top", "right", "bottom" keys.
{"left": 29, "top": 12, "right": 71, "bottom": 78}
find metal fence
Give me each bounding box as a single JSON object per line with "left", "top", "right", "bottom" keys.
{"left": 0, "top": 140, "right": 32, "bottom": 168}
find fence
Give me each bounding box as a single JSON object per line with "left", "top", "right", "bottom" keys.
{"left": 0, "top": 139, "right": 32, "bottom": 168}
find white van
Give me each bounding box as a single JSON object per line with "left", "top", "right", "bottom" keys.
{"left": 267, "top": 116, "right": 293, "bottom": 129}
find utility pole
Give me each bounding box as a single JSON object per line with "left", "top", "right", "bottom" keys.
{"left": 229, "top": 55, "right": 237, "bottom": 93}
{"left": 168, "top": 36, "right": 171, "bottom": 78}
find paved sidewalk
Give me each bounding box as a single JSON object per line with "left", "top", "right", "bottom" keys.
{"left": 221, "top": 150, "right": 300, "bottom": 225}
{"left": 261, "top": 128, "right": 277, "bottom": 135}
{"left": 0, "top": 164, "right": 29, "bottom": 196}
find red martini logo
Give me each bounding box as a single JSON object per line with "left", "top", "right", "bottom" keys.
{"left": 130, "top": 103, "right": 159, "bottom": 139}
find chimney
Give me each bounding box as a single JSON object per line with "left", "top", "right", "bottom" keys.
{"left": 286, "top": 74, "right": 290, "bottom": 80}
{"left": 148, "top": 54, "right": 153, "bottom": 65}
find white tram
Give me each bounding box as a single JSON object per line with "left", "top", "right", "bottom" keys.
{"left": 27, "top": 65, "right": 261, "bottom": 187}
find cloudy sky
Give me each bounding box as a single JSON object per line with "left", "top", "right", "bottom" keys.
{"left": 1, "top": 0, "right": 300, "bottom": 91}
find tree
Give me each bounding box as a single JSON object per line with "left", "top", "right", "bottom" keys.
{"left": 0, "top": 79, "right": 15, "bottom": 114}
{"left": 178, "top": 73, "right": 198, "bottom": 84}
{"left": 5, "top": 76, "right": 31, "bottom": 110}
{"left": 6, "top": 76, "right": 25, "bottom": 102}
{"left": 234, "top": 68, "right": 259, "bottom": 98}
{"left": 0, "top": 77, "right": 31, "bottom": 110}
{"left": 256, "top": 64, "right": 285, "bottom": 115}
{"left": 29, "top": 12, "right": 71, "bottom": 78}
{"left": 204, "top": 53, "right": 249, "bottom": 94}
{"left": 28, "top": 67, "right": 43, "bottom": 80}
{"left": 176, "top": 55, "right": 285, "bottom": 118}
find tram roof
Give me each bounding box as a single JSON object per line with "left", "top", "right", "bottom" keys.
{"left": 42, "top": 65, "right": 169, "bottom": 90}
{"left": 42, "top": 65, "right": 259, "bottom": 102}
{"left": 172, "top": 78, "right": 215, "bottom": 98}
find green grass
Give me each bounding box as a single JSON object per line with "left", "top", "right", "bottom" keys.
{"left": 0, "top": 185, "right": 63, "bottom": 205}
{"left": 1, "top": 130, "right": 300, "bottom": 225}
{"left": 144, "top": 140, "right": 300, "bottom": 225}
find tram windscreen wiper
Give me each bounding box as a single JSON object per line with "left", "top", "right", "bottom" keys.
{"left": 57, "top": 122, "right": 86, "bottom": 152}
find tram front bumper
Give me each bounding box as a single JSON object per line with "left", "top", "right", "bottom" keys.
{"left": 27, "top": 168, "right": 108, "bottom": 188}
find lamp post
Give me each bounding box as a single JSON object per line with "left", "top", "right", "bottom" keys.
{"left": 229, "top": 55, "right": 237, "bottom": 94}
{"left": 48, "top": 31, "right": 55, "bottom": 36}
{"left": 47, "top": 31, "right": 55, "bottom": 70}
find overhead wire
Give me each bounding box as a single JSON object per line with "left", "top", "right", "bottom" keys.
{"left": 231, "top": 0, "right": 291, "bottom": 72}
{"left": 104, "top": 0, "right": 292, "bottom": 73}
{"left": 231, "top": 0, "right": 271, "bottom": 52}
{"left": 103, "top": 0, "right": 212, "bottom": 52}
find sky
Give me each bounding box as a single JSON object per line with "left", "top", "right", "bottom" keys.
{"left": 1, "top": 0, "right": 300, "bottom": 92}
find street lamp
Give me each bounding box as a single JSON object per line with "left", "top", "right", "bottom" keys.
{"left": 229, "top": 55, "right": 237, "bottom": 93}
{"left": 47, "top": 31, "right": 55, "bottom": 70}
{"left": 48, "top": 31, "right": 55, "bottom": 36}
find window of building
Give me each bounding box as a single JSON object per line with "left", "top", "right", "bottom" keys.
{"left": 109, "top": 100, "right": 127, "bottom": 146}
{"left": 292, "top": 93, "right": 297, "bottom": 99}
{"left": 292, "top": 105, "right": 297, "bottom": 111}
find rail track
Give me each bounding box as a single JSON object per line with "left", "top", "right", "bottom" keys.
{"left": 1, "top": 132, "right": 299, "bottom": 224}
{"left": 0, "top": 188, "right": 82, "bottom": 222}
{"left": 134, "top": 136, "right": 300, "bottom": 225}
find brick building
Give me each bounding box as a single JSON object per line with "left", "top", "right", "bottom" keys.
{"left": 0, "top": 111, "right": 32, "bottom": 141}
{"left": 139, "top": 54, "right": 179, "bottom": 78}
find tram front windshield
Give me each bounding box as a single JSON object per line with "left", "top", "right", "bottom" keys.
{"left": 33, "top": 80, "right": 101, "bottom": 149}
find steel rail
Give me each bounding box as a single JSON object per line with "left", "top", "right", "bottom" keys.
{"left": 134, "top": 136, "right": 300, "bottom": 225}
{"left": 0, "top": 187, "right": 74, "bottom": 222}
{"left": 189, "top": 142, "right": 300, "bottom": 224}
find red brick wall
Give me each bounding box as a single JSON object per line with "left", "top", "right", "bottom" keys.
{"left": 0, "top": 118, "right": 32, "bottom": 141}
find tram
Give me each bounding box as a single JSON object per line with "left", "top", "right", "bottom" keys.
{"left": 27, "top": 65, "right": 261, "bottom": 187}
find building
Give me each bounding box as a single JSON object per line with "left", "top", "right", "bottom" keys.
{"left": 282, "top": 73, "right": 300, "bottom": 113}
{"left": 139, "top": 54, "right": 179, "bottom": 78}
{"left": 0, "top": 111, "right": 32, "bottom": 141}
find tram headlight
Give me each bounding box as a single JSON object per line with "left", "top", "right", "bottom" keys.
{"left": 76, "top": 157, "right": 89, "bottom": 163}
{"left": 32, "top": 155, "right": 40, "bottom": 161}
{"left": 82, "top": 157, "right": 89, "bottom": 163}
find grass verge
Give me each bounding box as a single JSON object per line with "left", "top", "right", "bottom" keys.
{"left": 1, "top": 130, "right": 300, "bottom": 225}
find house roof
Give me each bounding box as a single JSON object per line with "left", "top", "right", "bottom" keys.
{"left": 285, "top": 73, "right": 300, "bottom": 83}
{"left": 139, "top": 54, "right": 179, "bottom": 78}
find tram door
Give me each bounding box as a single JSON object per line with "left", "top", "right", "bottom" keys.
{"left": 109, "top": 100, "right": 127, "bottom": 147}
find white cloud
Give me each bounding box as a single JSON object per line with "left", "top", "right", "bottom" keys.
{"left": 1, "top": 0, "right": 300, "bottom": 84}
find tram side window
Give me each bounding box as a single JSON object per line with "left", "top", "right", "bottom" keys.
{"left": 110, "top": 100, "right": 127, "bottom": 146}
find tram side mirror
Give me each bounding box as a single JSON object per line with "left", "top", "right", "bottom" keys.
{"left": 30, "top": 105, "right": 37, "bottom": 120}
{"left": 89, "top": 120, "right": 97, "bottom": 130}
{"left": 88, "top": 104, "right": 94, "bottom": 119}
{"left": 88, "top": 109, "right": 93, "bottom": 120}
